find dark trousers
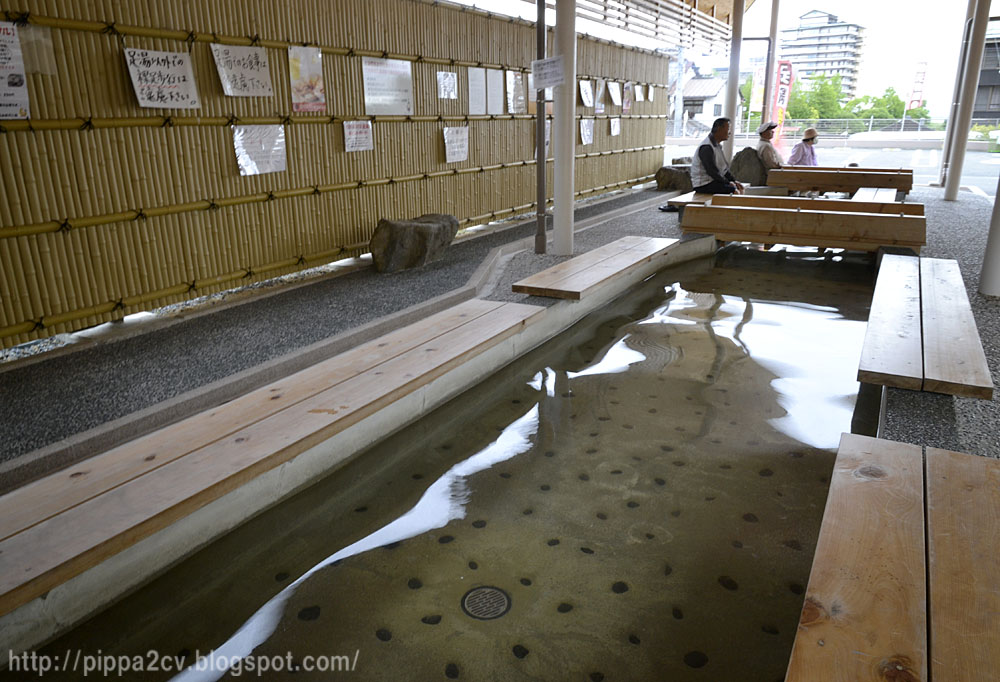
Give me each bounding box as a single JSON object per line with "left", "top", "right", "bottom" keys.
{"left": 693, "top": 180, "right": 736, "bottom": 194}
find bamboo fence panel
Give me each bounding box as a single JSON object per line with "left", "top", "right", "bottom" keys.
{"left": 0, "top": 0, "right": 671, "bottom": 347}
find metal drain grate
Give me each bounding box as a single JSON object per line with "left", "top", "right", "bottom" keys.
{"left": 461, "top": 586, "right": 511, "bottom": 620}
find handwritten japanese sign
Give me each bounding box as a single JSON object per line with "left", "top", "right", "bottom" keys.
{"left": 579, "top": 79, "right": 594, "bottom": 107}
{"left": 610, "top": 117, "right": 621, "bottom": 137}
{"left": 468, "top": 67, "right": 486, "bottom": 115}
{"left": 580, "top": 119, "right": 594, "bottom": 145}
{"left": 211, "top": 44, "right": 273, "bottom": 97}
{"left": 124, "top": 48, "right": 200, "bottom": 109}
{"left": 362, "top": 57, "right": 414, "bottom": 116}
{"left": 444, "top": 127, "right": 468, "bottom": 163}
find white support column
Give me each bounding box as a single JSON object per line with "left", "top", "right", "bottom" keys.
{"left": 723, "top": 0, "right": 745, "bottom": 159}
{"left": 944, "top": 0, "right": 990, "bottom": 201}
{"left": 980, "top": 173, "right": 1000, "bottom": 295}
{"left": 760, "top": 0, "right": 780, "bottom": 123}
{"left": 552, "top": 0, "right": 577, "bottom": 256}
{"left": 939, "top": 0, "right": 978, "bottom": 186}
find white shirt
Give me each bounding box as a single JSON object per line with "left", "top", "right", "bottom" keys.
{"left": 756, "top": 138, "right": 783, "bottom": 170}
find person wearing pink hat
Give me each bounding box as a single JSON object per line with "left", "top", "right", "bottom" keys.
{"left": 787, "top": 127, "right": 818, "bottom": 166}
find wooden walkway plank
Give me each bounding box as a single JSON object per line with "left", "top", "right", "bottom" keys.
{"left": 768, "top": 169, "right": 912, "bottom": 193}
{"left": 709, "top": 194, "right": 923, "bottom": 216}
{"left": 0, "top": 301, "right": 545, "bottom": 616}
{"left": 511, "top": 236, "right": 650, "bottom": 293}
{"left": 926, "top": 447, "right": 1000, "bottom": 682}
{"left": 512, "top": 237, "right": 677, "bottom": 299}
{"left": 858, "top": 255, "right": 924, "bottom": 390}
{"left": 785, "top": 433, "right": 927, "bottom": 682}
{"left": 920, "top": 258, "right": 994, "bottom": 399}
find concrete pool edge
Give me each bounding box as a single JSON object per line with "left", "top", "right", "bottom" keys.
{"left": 0, "top": 232, "right": 713, "bottom": 662}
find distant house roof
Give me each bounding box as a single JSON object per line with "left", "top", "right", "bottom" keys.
{"left": 683, "top": 77, "right": 726, "bottom": 99}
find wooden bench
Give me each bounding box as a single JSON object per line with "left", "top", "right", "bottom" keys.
{"left": 785, "top": 433, "right": 1000, "bottom": 682}
{"left": 512, "top": 235, "right": 678, "bottom": 299}
{"left": 768, "top": 168, "right": 913, "bottom": 194}
{"left": 858, "top": 254, "right": 993, "bottom": 399}
{"left": 0, "top": 297, "right": 544, "bottom": 618}
{"left": 680, "top": 199, "right": 926, "bottom": 252}
{"left": 851, "top": 187, "right": 899, "bottom": 202}
{"left": 708, "top": 193, "right": 923, "bottom": 216}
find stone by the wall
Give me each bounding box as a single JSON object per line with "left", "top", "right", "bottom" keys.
{"left": 655, "top": 166, "right": 693, "bottom": 192}
{"left": 671, "top": 156, "right": 692, "bottom": 165}
{"left": 369, "top": 213, "right": 459, "bottom": 273}
{"left": 730, "top": 147, "right": 767, "bottom": 186}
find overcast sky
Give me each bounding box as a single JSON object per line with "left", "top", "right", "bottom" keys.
{"left": 741, "top": 0, "right": 988, "bottom": 117}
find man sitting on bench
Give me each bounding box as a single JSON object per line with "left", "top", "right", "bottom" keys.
{"left": 659, "top": 117, "right": 744, "bottom": 211}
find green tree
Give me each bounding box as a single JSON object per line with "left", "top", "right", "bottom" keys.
{"left": 809, "top": 75, "right": 852, "bottom": 118}
{"left": 787, "top": 80, "right": 818, "bottom": 119}
{"left": 849, "top": 87, "right": 908, "bottom": 119}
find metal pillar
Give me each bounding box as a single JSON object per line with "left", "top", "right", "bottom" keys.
{"left": 760, "top": 0, "right": 780, "bottom": 123}
{"left": 535, "top": 0, "right": 547, "bottom": 254}
{"left": 944, "top": 0, "right": 989, "bottom": 201}
{"left": 980, "top": 173, "right": 1000, "bottom": 295}
{"left": 939, "top": 0, "right": 977, "bottom": 187}
{"left": 552, "top": 0, "right": 576, "bottom": 256}
{"left": 723, "top": 0, "right": 745, "bottom": 159}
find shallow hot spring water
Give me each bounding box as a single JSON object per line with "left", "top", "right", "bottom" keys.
{"left": 32, "top": 248, "right": 875, "bottom": 682}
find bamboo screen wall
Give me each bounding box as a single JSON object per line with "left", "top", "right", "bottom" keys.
{"left": 0, "top": 0, "right": 670, "bottom": 348}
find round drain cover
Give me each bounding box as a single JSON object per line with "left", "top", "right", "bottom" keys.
{"left": 461, "top": 586, "right": 511, "bottom": 620}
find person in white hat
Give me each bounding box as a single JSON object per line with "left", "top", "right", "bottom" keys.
{"left": 756, "top": 121, "right": 783, "bottom": 170}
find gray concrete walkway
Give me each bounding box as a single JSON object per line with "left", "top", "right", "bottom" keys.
{"left": 1, "top": 185, "right": 997, "bottom": 493}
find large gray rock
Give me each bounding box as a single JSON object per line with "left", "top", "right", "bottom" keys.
{"left": 655, "top": 166, "right": 693, "bottom": 192}
{"left": 370, "top": 213, "right": 459, "bottom": 273}
{"left": 730, "top": 147, "right": 767, "bottom": 186}
{"left": 671, "top": 156, "right": 692, "bottom": 165}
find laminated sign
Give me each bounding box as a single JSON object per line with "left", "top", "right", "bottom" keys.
{"left": 289, "top": 46, "right": 324, "bottom": 112}
{"left": 362, "top": 57, "right": 414, "bottom": 116}
{"left": 0, "top": 22, "right": 30, "bottom": 119}
{"left": 124, "top": 48, "right": 200, "bottom": 109}
{"left": 211, "top": 45, "right": 273, "bottom": 97}
{"left": 233, "top": 125, "right": 286, "bottom": 176}
{"left": 443, "top": 127, "right": 468, "bottom": 163}
{"left": 344, "top": 120, "right": 374, "bottom": 152}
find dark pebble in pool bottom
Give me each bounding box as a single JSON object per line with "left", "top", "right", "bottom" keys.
{"left": 547, "top": 539, "right": 560, "bottom": 546}
{"left": 445, "top": 663, "right": 460, "bottom": 679}
{"left": 762, "top": 624, "right": 780, "bottom": 635}
{"left": 732, "top": 540, "right": 743, "bottom": 549}
{"left": 627, "top": 501, "right": 640, "bottom": 508}
{"left": 540, "top": 484, "right": 551, "bottom": 491}
{"left": 684, "top": 651, "right": 709, "bottom": 669}
{"left": 544, "top": 451, "right": 556, "bottom": 457}
{"left": 628, "top": 634, "right": 641, "bottom": 645}
{"left": 520, "top": 578, "right": 532, "bottom": 586}
{"left": 408, "top": 578, "right": 423, "bottom": 589}
{"left": 274, "top": 572, "right": 289, "bottom": 582}
{"left": 661, "top": 445, "right": 674, "bottom": 452}
{"left": 376, "top": 629, "right": 392, "bottom": 642}
{"left": 664, "top": 563, "right": 673, "bottom": 576}
{"left": 743, "top": 513, "right": 759, "bottom": 522}
{"left": 500, "top": 473, "right": 511, "bottom": 479}
{"left": 612, "top": 581, "right": 629, "bottom": 594}
{"left": 422, "top": 615, "right": 442, "bottom": 625}
{"left": 789, "top": 582, "right": 805, "bottom": 595}
{"left": 439, "top": 535, "right": 455, "bottom": 544}
{"left": 579, "top": 473, "right": 590, "bottom": 481}
{"left": 468, "top": 561, "right": 478, "bottom": 570}
{"left": 581, "top": 547, "right": 595, "bottom": 554}
{"left": 596, "top": 512, "right": 607, "bottom": 520}
{"left": 784, "top": 539, "right": 803, "bottom": 551}
{"left": 718, "top": 576, "right": 739, "bottom": 591}
{"left": 654, "top": 478, "right": 665, "bottom": 485}
{"left": 512, "top": 645, "right": 529, "bottom": 659}
{"left": 557, "top": 603, "right": 573, "bottom": 613}
{"left": 672, "top": 607, "right": 684, "bottom": 619}
{"left": 297, "top": 606, "right": 321, "bottom": 621}
{"left": 759, "top": 468, "right": 774, "bottom": 477}
{"left": 590, "top": 674, "right": 605, "bottom": 682}
{"left": 670, "top": 510, "right": 682, "bottom": 517}
{"left": 472, "top": 520, "right": 486, "bottom": 528}
{"left": 354, "top": 506, "right": 367, "bottom": 513}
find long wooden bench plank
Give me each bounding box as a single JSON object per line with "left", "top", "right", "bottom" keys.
{"left": 511, "top": 236, "right": 650, "bottom": 292}
{"left": 0, "top": 301, "right": 545, "bottom": 616}
{"left": 785, "top": 165, "right": 913, "bottom": 175}
{"left": 705, "top": 232, "right": 900, "bottom": 252}
{"left": 785, "top": 433, "right": 927, "bottom": 682}
{"left": 0, "top": 299, "right": 510, "bottom": 543}
{"left": 920, "top": 258, "right": 994, "bottom": 399}
{"left": 768, "top": 169, "right": 913, "bottom": 193}
{"left": 857, "top": 255, "right": 923, "bottom": 390}
{"left": 709, "top": 194, "right": 924, "bottom": 216}
{"left": 667, "top": 190, "right": 714, "bottom": 208}
{"left": 926, "top": 447, "right": 1000, "bottom": 682}
{"left": 682, "top": 205, "right": 926, "bottom": 245}
{"left": 513, "top": 237, "right": 677, "bottom": 299}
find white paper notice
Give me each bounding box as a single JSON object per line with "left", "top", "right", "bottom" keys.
{"left": 437, "top": 71, "right": 458, "bottom": 99}
{"left": 608, "top": 81, "right": 622, "bottom": 106}
{"left": 535, "top": 119, "right": 551, "bottom": 158}
{"left": 506, "top": 71, "right": 526, "bottom": 114}
{"left": 610, "top": 117, "right": 621, "bottom": 136}
{"left": 233, "top": 125, "right": 286, "bottom": 176}
{"left": 635, "top": 84, "right": 645, "bottom": 102}
{"left": 343, "top": 120, "right": 374, "bottom": 152}
{"left": 362, "top": 57, "right": 414, "bottom": 116}
{"left": 444, "top": 127, "right": 469, "bottom": 163}
{"left": 623, "top": 82, "right": 633, "bottom": 114}
{"left": 579, "top": 79, "right": 593, "bottom": 107}
{"left": 580, "top": 119, "right": 594, "bottom": 145}
{"left": 486, "top": 68, "right": 504, "bottom": 115}
{"left": 288, "top": 46, "right": 324, "bottom": 112}
{"left": 124, "top": 48, "right": 200, "bottom": 109}
{"left": 211, "top": 45, "right": 273, "bottom": 97}
{"left": 647, "top": 85, "right": 654, "bottom": 101}
{"left": 19, "top": 24, "right": 57, "bottom": 76}
{"left": 531, "top": 55, "right": 564, "bottom": 89}
{"left": 594, "top": 78, "right": 606, "bottom": 114}
{"left": 0, "top": 23, "right": 29, "bottom": 119}
{"left": 468, "top": 67, "right": 486, "bottom": 115}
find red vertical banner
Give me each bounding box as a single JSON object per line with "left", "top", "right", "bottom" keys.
{"left": 771, "top": 61, "right": 794, "bottom": 148}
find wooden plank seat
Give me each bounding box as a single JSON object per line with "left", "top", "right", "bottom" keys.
{"left": 512, "top": 235, "right": 678, "bottom": 300}
{"left": 851, "top": 187, "right": 899, "bottom": 203}
{"left": 768, "top": 168, "right": 913, "bottom": 194}
{"left": 0, "top": 298, "right": 544, "bottom": 617}
{"left": 858, "top": 254, "right": 993, "bottom": 399}
{"left": 709, "top": 193, "right": 923, "bottom": 216}
{"left": 680, "top": 200, "right": 926, "bottom": 252}
{"left": 786, "top": 433, "right": 1000, "bottom": 682}
{"left": 785, "top": 165, "right": 914, "bottom": 175}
